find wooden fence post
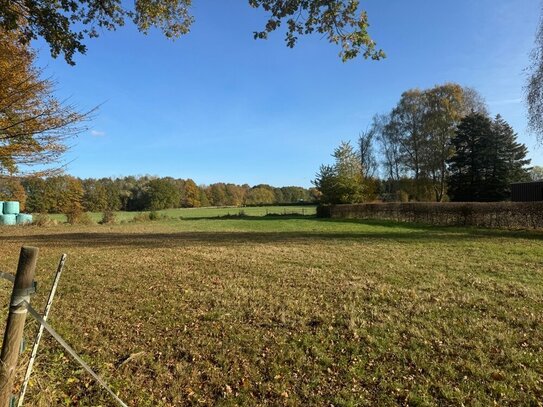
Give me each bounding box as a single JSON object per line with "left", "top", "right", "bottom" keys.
{"left": 0, "top": 247, "right": 39, "bottom": 407}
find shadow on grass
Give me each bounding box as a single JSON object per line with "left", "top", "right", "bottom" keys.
{"left": 184, "top": 214, "right": 543, "bottom": 240}
{"left": 188, "top": 214, "right": 314, "bottom": 221}
{"left": 322, "top": 218, "right": 543, "bottom": 238}
{"left": 1, "top": 218, "right": 541, "bottom": 249}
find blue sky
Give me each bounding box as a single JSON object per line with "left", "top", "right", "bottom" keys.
{"left": 36, "top": 0, "right": 542, "bottom": 187}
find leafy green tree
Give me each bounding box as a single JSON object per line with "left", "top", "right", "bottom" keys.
{"left": 448, "top": 113, "right": 531, "bottom": 201}
{"left": 22, "top": 177, "right": 48, "bottom": 212}
{"left": 314, "top": 141, "right": 365, "bottom": 204}
{"left": 113, "top": 176, "right": 138, "bottom": 210}
{"left": 82, "top": 179, "right": 108, "bottom": 212}
{"left": 36, "top": 175, "right": 85, "bottom": 217}
{"left": 81, "top": 177, "right": 127, "bottom": 211}
{"left": 143, "top": 178, "right": 181, "bottom": 210}
{"left": 40, "top": 177, "right": 65, "bottom": 212}
{"left": 125, "top": 176, "right": 152, "bottom": 210}
{"left": 199, "top": 187, "right": 210, "bottom": 207}
{"left": 101, "top": 178, "right": 122, "bottom": 211}
{"left": 279, "top": 186, "right": 311, "bottom": 203}
{"left": 1, "top": 0, "right": 384, "bottom": 65}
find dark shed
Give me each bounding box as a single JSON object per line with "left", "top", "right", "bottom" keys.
{"left": 511, "top": 181, "right": 543, "bottom": 202}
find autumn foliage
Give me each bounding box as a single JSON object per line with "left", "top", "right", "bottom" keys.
{"left": 0, "top": 29, "right": 88, "bottom": 176}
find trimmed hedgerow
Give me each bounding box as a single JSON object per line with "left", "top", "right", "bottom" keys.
{"left": 318, "top": 202, "right": 543, "bottom": 229}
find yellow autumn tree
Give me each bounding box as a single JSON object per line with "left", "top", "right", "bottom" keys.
{"left": 0, "top": 29, "right": 90, "bottom": 176}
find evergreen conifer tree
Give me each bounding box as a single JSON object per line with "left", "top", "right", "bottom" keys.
{"left": 447, "top": 113, "right": 531, "bottom": 201}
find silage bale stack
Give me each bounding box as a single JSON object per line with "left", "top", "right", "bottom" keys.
{"left": 0, "top": 201, "right": 33, "bottom": 225}
{"left": 3, "top": 201, "right": 19, "bottom": 215}
{"left": 0, "top": 201, "right": 17, "bottom": 225}
{"left": 17, "top": 214, "right": 33, "bottom": 224}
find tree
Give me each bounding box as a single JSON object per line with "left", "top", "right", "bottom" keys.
{"left": 490, "top": 115, "right": 531, "bottom": 190}
{"left": 279, "top": 186, "right": 311, "bottom": 203}
{"left": 0, "top": 0, "right": 384, "bottom": 65}
{"left": 373, "top": 113, "right": 403, "bottom": 187}
{"left": 384, "top": 89, "right": 434, "bottom": 201}
{"left": 526, "top": 6, "right": 543, "bottom": 143}
{"left": 82, "top": 179, "right": 108, "bottom": 211}
{"left": 314, "top": 141, "right": 365, "bottom": 204}
{"left": 447, "top": 113, "right": 531, "bottom": 201}
{"left": 22, "top": 177, "right": 48, "bottom": 212}
{"left": 245, "top": 186, "right": 276, "bottom": 205}
{"left": 0, "top": 29, "right": 88, "bottom": 175}
{"left": 225, "top": 184, "right": 246, "bottom": 206}
{"left": 143, "top": 178, "right": 181, "bottom": 210}
{"left": 423, "top": 84, "right": 486, "bottom": 201}
{"left": 208, "top": 183, "right": 228, "bottom": 206}
{"left": 358, "top": 128, "right": 378, "bottom": 179}
{"left": 182, "top": 178, "right": 201, "bottom": 207}
{"left": 101, "top": 178, "right": 122, "bottom": 211}
{"left": 32, "top": 175, "right": 85, "bottom": 219}
{"left": 116, "top": 176, "right": 140, "bottom": 210}
{"left": 447, "top": 113, "right": 493, "bottom": 201}
{"left": 124, "top": 176, "right": 152, "bottom": 210}
{"left": 199, "top": 187, "right": 210, "bottom": 207}
{"left": 529, "top": 165, "right": 543, "bottom": 181}
{"left": 0, "top": 178, "right": 27, "bottom": 210}
{"left": 373, "top": 84, "right": 486, "bottom": 201}
{"left": 61, "top": 177, "right": 85, "bottom": 217}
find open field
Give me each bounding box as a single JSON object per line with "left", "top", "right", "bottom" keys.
{"left": 0, "top": 216, "right": 542, "bottom": 406}
{"left": 46, "top": 206, "right": 317, "bottom": 223}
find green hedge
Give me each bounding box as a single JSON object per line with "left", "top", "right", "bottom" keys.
{"left": 317, "top": 202, "right": 543, "bottom": 229}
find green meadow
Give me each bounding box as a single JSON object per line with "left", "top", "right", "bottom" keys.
{"left": 0, "top": 213, "right": 541, "bottom": 405}
{"left": 46, "top": 206, "right": 317, "bottom": 223}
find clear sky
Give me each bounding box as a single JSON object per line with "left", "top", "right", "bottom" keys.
{"left": 35, "top": 0, "right": 542, "bottom": 187}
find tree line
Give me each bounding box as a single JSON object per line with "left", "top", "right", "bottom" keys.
{"left": 0, "top": 176, "right": 318, "bottom": 214}
{"left": 315, "top": 83, "right": 536, "bottom": 203}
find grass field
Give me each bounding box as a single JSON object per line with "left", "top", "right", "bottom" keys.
{"left": 0, "top": 212, "right": 542, "bottom": 406}
{"left": 47, "top": 205, "right": 317, "bottom": 223}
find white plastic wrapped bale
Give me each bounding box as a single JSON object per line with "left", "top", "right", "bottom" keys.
{"left": 3, "top": 201, "right": 19, "bottom": 215}
{"left": 0, "top": 214, "right": 17, "bottom": 225}
{"left": 16, "top": 214, "right": 33, "bottom": 225}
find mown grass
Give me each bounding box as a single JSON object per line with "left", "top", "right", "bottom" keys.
{"left": 0, "top": 216, "right": 541, "bottom": 406}
{"left": 46, "top": 205, "right": 317, "bottom": 223}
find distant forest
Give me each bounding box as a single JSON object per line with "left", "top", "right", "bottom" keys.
{"left": 0, "top": 176, "right": 319, "bottom": 214}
